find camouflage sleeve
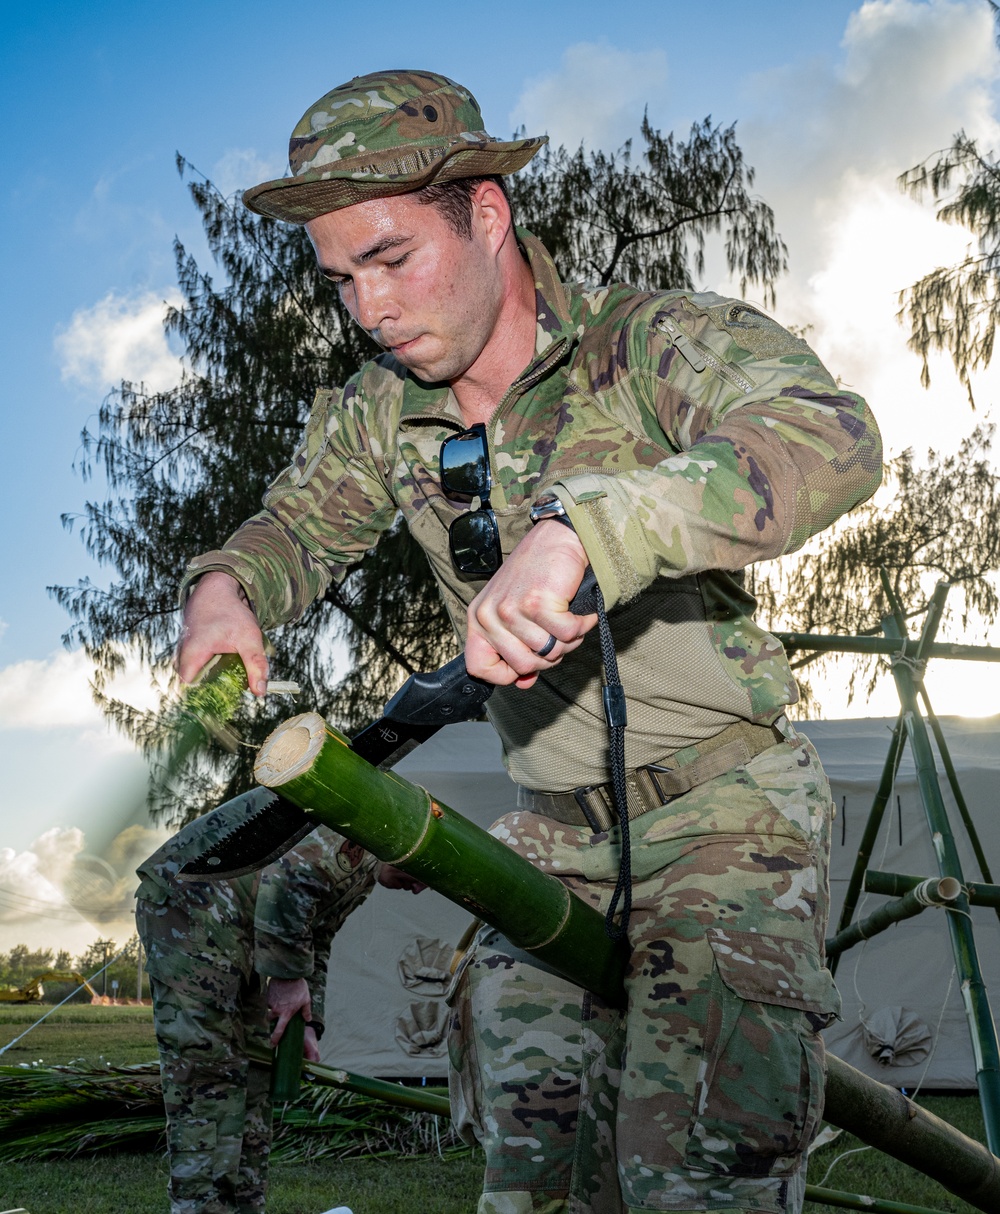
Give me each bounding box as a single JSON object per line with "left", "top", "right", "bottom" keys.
{"left": 178, "top": 378, "right": 400, "bottom": 630}
{"left": 254, "top": 827, "right": 377, "bottom": 1030}
{"left": 551, "top": 295, "right": 883, "bottom": 610}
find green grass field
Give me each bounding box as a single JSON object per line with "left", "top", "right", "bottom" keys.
{"left": 803, "top": 1095, "right": 985, "bottom": 1214}
{"left": 0, "top": 1153, "right": 485, "bottom": 1214}
{"left": 0, "top": 1002, "right": 158, "bottom": 1068}
{"left": 0, "top": 1007, "right": 991, "bottom": 1214}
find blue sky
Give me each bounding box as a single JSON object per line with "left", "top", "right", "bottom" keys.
{"left": 0, "top": 0, "right": 867, "bottom": 661}
{"left": 2, "top": 0, "right": 999, "bottom": 950}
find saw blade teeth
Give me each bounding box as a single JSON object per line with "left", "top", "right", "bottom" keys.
{"left": 182, "top": 795, "right": 283, "bottom": 867}
{"left": 180, "top": 793, "right": 313, "bottom": 876}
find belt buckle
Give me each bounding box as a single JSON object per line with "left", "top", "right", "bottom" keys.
{"left": 572, "top": 785, "right": 611, "bottom": 834}
{"left": 643, "top": 763, "right": 681, "bottom": 809}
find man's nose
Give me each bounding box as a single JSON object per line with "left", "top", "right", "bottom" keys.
{"left": 352, "top": 276, "right": 395, "bottom": 334}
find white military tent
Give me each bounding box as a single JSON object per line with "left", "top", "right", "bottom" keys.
{"left": 320, "top": 716, "right": 1000, "bottom": 1089}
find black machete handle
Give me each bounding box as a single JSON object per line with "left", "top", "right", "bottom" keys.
{"left": 383, "top": 566, "right": 601, "bottom": 725}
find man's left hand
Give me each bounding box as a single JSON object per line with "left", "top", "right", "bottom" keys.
{"left": 465, "top": 521, "right": 597, "bottom": 689}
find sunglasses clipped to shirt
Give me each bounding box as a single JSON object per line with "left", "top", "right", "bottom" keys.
{"left": 441, "top": 422, "right": 634, "bottom": 942}
{"left": 440, "top": 423, "right": 503, "bottom": 576}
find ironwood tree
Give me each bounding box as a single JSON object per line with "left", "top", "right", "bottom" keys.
{"left": 898, "top": 131, "right": 1000, "bottom": 406}
{"left": 753, "top": 425, "right": 1000, "bottom": 710}
{"left": 53, "top": 117, "right": 791, "bottom": 825}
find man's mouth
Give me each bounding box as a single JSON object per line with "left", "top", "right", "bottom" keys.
{"left": 389, "top": 335, "right": 421, "bottom": 355}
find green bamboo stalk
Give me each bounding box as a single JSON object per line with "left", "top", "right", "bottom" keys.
{"left": 866, "top": 871, "right": 1000, "bottom": 910}
{"left": 831, "top": 711, "right": 907, "bottom": 970}
{"left": 253, "top": 711, "right": 1000, "bottom": 1213}
{"left": 774, "top": 633, "right": 1000, "bottom": 662}
{"left": 162, "top": 653, "right": 249, "bottom": 766}
{"left": 918, "top": 687, "right": 1000, "bottom": 927}
{"left": 823, "top": 1056, "right": 1000, "bottom": 1211}
{"left": 302, "top": 1062, "right": 451, "bottom": 1118}
{"left": 802, "top": 1183, "right": 972, "bottom": 1214}
{"left": 880, "top": 607, "right": 1000, "bottom": 1153}
{"left": 271, "top": 1011, "right": 305, "bottom": 1102}
{"left": 254, "top": 712, "right": 628, "bottom": 1007}
{"left": 825, "top": 878, "right": 961, "bottom": 961}
{"left": 246, "top": 1041, "right": 450, "bottom": 1117}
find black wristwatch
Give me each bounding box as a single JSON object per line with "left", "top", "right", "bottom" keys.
{"left": 529, "top": 493, "right": 574, "bottom": 529}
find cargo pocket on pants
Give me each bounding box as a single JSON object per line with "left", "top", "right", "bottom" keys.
{"left": 683, "top": 926, "right": 840, "bottom": 1178}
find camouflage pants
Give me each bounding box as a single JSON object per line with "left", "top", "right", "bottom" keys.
{"left": 448, "top": 727, "right": 839, "bottom": 1214}
{"left": 137, "top": 878, "right": 273, "bottom": 1214}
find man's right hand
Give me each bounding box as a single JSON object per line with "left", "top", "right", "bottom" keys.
{"left": 176, "top": 571, "right": 270, "bottom": 696}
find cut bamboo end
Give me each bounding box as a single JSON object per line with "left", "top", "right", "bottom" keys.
{"left": 255, "top": 712, "right": 328, "bottom": 786}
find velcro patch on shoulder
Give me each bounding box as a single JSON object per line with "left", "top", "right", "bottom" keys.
{"left": 705, "top": 302, "right": 811, "bottom": 362}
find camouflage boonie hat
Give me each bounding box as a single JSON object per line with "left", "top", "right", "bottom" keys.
{"left": 243, "top": 69, "right": 548, "bottom": 224}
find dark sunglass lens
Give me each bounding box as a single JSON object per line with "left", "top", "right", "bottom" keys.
{"left": 441, "top": 428, "right": 490, "bottom": 496}
{"left": 449, "top": 511, "right": 502, "bottom": 576}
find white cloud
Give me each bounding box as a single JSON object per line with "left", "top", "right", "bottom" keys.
{"left": 0, "top": 827, "right": 85, "bottom": 927}
{"left": 0, "top": 822, "right": 167, "bottom": 938}
{"left": 63, "top": 823, "right": 166, "bottom": 925}
{"left": 797, "top": 175, "right": 1000, "bottom": 456}
{"left": 511, "top": 42, "right": 670, "bottom": 151}
{"left": 0, "top": 648, "right": 160, "bottom": 734}
{"left": 212, "top": 147, "right": 286, "bottom": 199}
{"left": 55, "top": 289, "right": 185, "bottom": 394}
{"left": 721, "top": 0, "right": 1000, "bottom": 459}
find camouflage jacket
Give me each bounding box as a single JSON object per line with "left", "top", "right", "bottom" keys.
{"left": 136, "top": 797, "right": 376, "bottom": 1029}
{"left": 252, "top": 831, "right": 375, "bottom": 1029}
{"left": 182, "top": 230, "right": 882, "bottom": 793}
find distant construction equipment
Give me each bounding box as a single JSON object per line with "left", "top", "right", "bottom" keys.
{"left": 0, "top": 972, "right": 97, "bottom": 1004}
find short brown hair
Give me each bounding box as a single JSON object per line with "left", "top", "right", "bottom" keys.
{"left": 415, "top": 175, "right": 511, "bottom": 238}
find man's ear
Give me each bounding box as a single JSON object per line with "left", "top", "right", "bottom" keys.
{"left": 472, "top": 179, "right": 512, "bottom": 254}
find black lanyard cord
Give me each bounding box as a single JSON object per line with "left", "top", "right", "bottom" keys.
{"left": 593, "top": 585, "right": 631, "bottom": 942}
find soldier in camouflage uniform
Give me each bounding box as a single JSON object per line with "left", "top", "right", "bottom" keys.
{"left": 136, "top": 790, "right": 377, "bottom": 1214}
{"left": 174, "top": 71, "right": 883, "bottom": 1213}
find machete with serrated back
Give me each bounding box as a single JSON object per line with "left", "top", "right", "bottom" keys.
{"left": 178, "top": 652, "right": 494, "bottom": 877}
{"left": 179, "top": 569, "right": 600, "bottom": 879}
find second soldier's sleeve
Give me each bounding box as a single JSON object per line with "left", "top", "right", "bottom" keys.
{"left": 254, "top": 827, "right": 377, "bottom": 1032}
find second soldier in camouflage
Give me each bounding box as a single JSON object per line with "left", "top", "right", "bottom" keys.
{"left": 136, "top": 793, "right": 377, "bottom": 1214}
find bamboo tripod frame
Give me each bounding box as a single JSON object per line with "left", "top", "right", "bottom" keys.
{"left": 776, "top": 574, "right": 1000, "bottom": 1172}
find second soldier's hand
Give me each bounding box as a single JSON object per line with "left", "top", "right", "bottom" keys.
{"left": 267, "top": 976, "right": 312, "bottom": 1047}
{"left": 465, "top": 521, "right": 597, "bottom": 689}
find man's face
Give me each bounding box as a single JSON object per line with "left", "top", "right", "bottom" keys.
{"left": 306, "top": 189, "right": 506, "bottom": 386}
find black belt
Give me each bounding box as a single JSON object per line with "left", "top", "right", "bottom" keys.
{"left": 516, "top": 717, "right": 787, "bottom": 834}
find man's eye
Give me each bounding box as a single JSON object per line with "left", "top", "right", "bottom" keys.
{"left": 387, "top": 253, "right": 411, "bottom": 269}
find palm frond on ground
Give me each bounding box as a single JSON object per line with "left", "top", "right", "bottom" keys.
{"left": 0, "top": 1062, "right": 467, "bottom": 1163}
